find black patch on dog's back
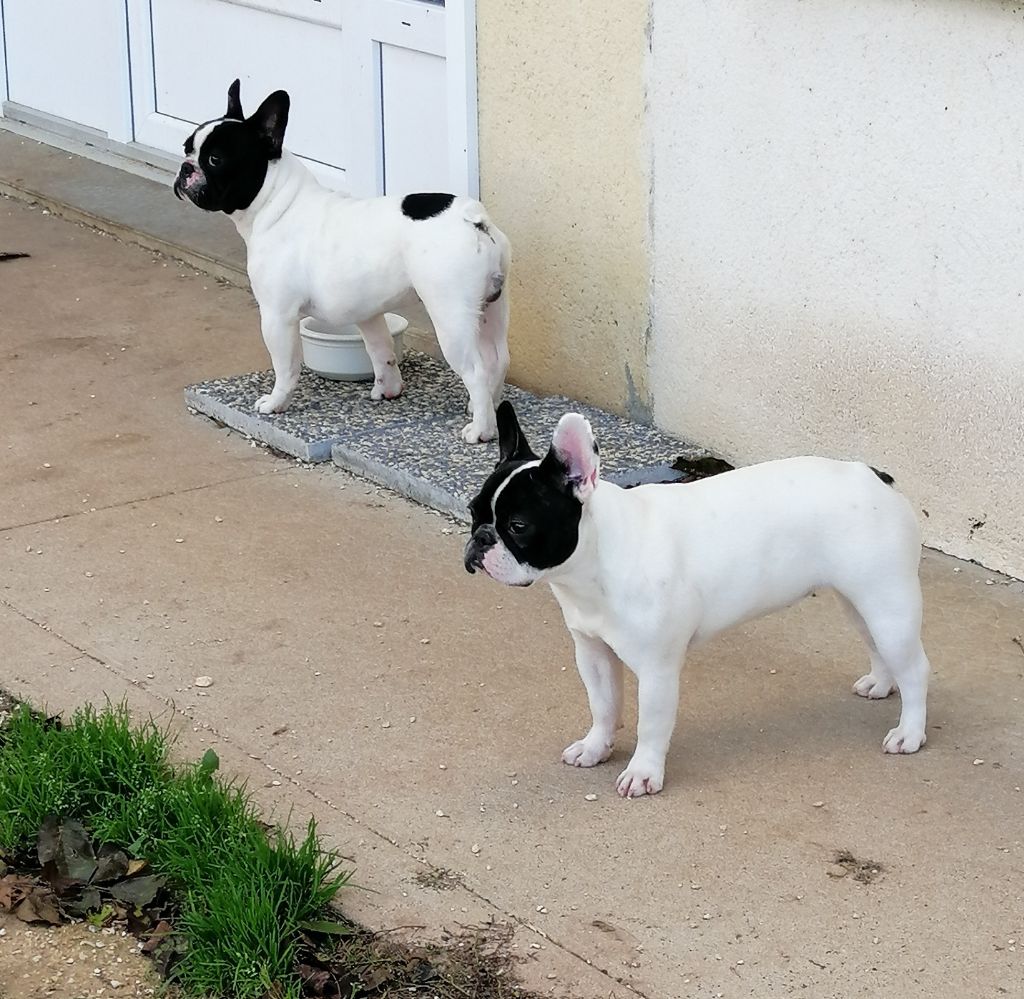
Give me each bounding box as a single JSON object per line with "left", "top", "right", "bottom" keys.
{"left": 401, "top": 193, "right": 455, "bottom": 220}
{"left": 870, "top": 466, "right": 895, "bottom": 486}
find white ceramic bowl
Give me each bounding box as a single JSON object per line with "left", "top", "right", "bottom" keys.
{"left": 299, "top": 314, "right": 408, "bottom": 381}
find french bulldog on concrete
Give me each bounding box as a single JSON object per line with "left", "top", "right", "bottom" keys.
{"left": 175, "top": 80, "right": 511, "bottom": 443}
{"left": 465, "top": 403, "right": 930, "bottom": 797}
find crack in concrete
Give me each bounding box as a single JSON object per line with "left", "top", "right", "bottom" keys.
{"left": 0, "top": 593, "right": 645, "bottom": 998}
{"left": 0, "top": 469, "right": 285, "bottom": 535}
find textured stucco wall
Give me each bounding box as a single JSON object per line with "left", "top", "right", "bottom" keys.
{"left": 650, "top": 0, "right": 1024, "bottom": 577}
{"left": 476, "top": 0, "right": 652, "bottom": 418}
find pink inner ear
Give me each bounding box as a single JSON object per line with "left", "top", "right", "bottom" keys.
{"left": 552, "top": 414, "right": 599, "bottom": 485}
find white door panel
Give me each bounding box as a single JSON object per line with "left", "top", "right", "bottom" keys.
{"left": 381, "top": 45, "right": 448, "bottom": 196}
{"left": 2, "top": 0, "right": 130, "bottom": 138}
{"left": 0, "top": 0, "right": 476, "bottom": 198}
{"left": 148, "top": 0, "right": 348, "bottom": 170}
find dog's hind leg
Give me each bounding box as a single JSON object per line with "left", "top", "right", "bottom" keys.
{"left": 837, "top": 593, "right": 896, "bottom": 699}
{"left": 422, "top": 300, "right": 499, "bottom": 443}
{"left": 356, "top": 314, "right": 404, "bottom": 400}
{"left": 479, "top": 286, "right": 510, "bottom": 407}
{"left": 841, "top": 585, "right": 930, "bottom": 754}
{"left": 562, "top": 631, "right": 624, "bottom": 769}
{"left": 256, "top": 311, "right": 302, "bottom": 414}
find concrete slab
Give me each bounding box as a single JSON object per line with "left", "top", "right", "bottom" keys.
{"left": 0, "top": 128, "right": 246, "bottom": 284}
{"left": 3, "top": 175, "right": 1024, "bottom": 999}
{"left": 187, "top": 358, "right": 707, "bottom": 519}
{"left": 0, "top": 198, "right": 273, "bottom": 530}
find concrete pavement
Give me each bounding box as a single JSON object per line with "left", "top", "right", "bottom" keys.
{"left": 1, "top": 197, "right": 1022, "bottom": 998}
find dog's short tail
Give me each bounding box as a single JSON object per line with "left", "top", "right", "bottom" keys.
{"left": 870, "top": 466, "right": 895, "bottom": 486}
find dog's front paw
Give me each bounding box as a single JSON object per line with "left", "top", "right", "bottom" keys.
{"left": 461, "top": 421, "right": 497, "bottom": 444}
{"left": 853, "top": 672, "right": 896, "bottom": 699}
{"left": 255, "top": 392, "right": 291, "bottom": 415}
{"left": 370, "top": 370, "right": 403, "bottom": 401}
{"left": 615, "top": 755, "right": 665, "bottom": 798}
{"left": 562, "top": 736, "right": 613, "bottom": 768}
{"left": 883, "top": 725, "right": 926, "bottom": 754}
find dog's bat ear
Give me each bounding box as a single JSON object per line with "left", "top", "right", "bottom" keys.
{"left": 249, "top": 90, "right": 290, "bottom": 158}
{"left": 225, "top": 79, "right": 244, "bottom": 120}
{"left": 541, "top": 413, "right": 599, "bottom": 501}
{"left": 497, "top": 401, "right": 536, "bottom": 466}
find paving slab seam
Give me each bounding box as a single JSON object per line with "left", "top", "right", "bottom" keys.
{"left": 0, "top": 468, "right": 289, "bottom": 535}
{"left": 0, "top": 593, "right": 643, "bottom": 997}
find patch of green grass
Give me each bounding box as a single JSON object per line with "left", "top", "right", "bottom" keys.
{"left": 0, "top": 702, "right": 348, "bottom": 998}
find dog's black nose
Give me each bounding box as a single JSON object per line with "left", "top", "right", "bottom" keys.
{"left": 464, "top": 525, "right": 497, "bottom": 574}
{"left": 180, "top": 162, "right": 195, "bottom": 179}
{"left": 464, "top": 542, "right": 484, "bottom": 574}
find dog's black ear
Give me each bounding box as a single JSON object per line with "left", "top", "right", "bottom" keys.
{"left": 225, "top": 79, "right": 244, "bottom": 120}
{"left": 497, "top": 401, "right": 536, "bottom": 466}
{"left": 249, "top": 90, "right": 290, "bottom": 158}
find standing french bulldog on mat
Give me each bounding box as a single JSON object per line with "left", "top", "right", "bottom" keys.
{"left": 464, "top": 403, "right": 931, "bottom": 798}
{"left": 174, "top": 80, "right": 511, "bottom": 443}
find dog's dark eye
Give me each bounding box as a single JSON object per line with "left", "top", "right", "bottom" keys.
{"left": 208, "top": 154, "right": 222, "bottom": 167}
{"left": 508, "top": 519, "right": 528, "bottom": 535}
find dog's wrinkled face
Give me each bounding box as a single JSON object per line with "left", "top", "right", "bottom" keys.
{"left": 173, "top": 79, "right": 290, "bottom": 214}
{"left": 464, "top": 403, "right": 599, "bottom": 586}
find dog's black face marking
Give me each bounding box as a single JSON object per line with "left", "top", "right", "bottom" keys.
{"left": 401, "top": 193, "right": 456, "bottom": 220}
{"left": 174, "top": 84, "right": 290, "bottom": 215}
{"left": 464, "top": 403, "right": 583, "bottom": 579}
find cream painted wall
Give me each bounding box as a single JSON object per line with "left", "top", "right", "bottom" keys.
{"left": 650, "top": 0, "right": 1024, "bottom": 577}
{"left": 476, "top": 0, "right": 652, "bottom": 418}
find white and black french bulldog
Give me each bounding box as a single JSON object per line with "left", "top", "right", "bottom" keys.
{"left": 465, "top": 403, "right": 930, "bottom": 798}
{"left": 174, "top": 80, "right": 511, "bottom": 443}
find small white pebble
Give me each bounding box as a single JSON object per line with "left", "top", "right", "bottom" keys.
{"left": 584, "top": 793, "right": 598, "bottom": 801}
{"left": 420, "top": 638, "right": 430, "bottom": 645}
{"left": 194, "top": 676, "right": 213, "bottom": 688}
{"left": 471, "top": 844, "right": 481, "bottom": 854}
{"left": 435, "top": 809, "right": 446, "bottom": 817}
{"left": 813, "top": 801, "right": 825, "bottom": 808}
{"left": 973, "top": 759, "right": 985, "bottom": 766}
{"left": 175, "top": 538, "right": 185, "bottom": 544}
{"left": 214, "top": 516, "right": 223, "bottom": 523}
{"left": 381, "top": 721, "right": 391, "bottom": 729}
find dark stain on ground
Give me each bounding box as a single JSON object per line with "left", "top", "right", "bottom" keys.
{"left": 833, "top": 849, "right": 885, "bottom": 884}
{"left": 672, "top": 455, "right": 736, "bottom": 480}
